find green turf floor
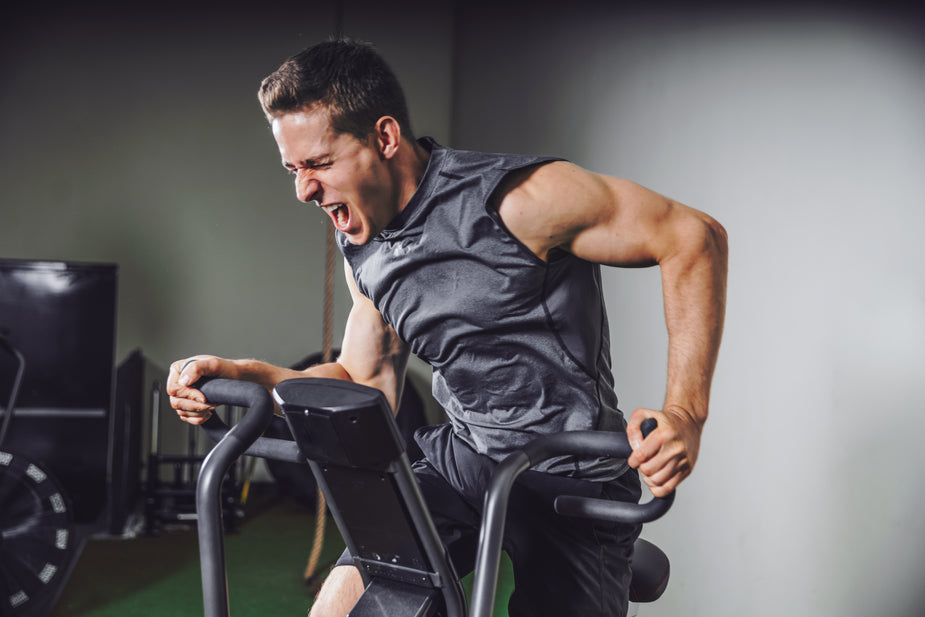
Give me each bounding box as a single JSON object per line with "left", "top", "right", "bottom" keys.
{"left": 51, "top": 493, "right": 513, "bottom": 616}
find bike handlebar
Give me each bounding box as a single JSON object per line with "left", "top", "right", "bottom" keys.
{"left": 530, "top": 418, "right": 674, "bottom": 524}
{"left": 197, "top": 389, "right": 303, "bottom": 464}
{"left": 193, "top": 378, "right": 289, "bottom": 617}
{"left": 469, "top": 418, "right": 674, "bottom": 617}
{"left": 192, "top": 378, "right": 673, "bottom": 617}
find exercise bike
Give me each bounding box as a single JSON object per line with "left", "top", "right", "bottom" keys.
{"left": 194, "top": 377, "right": 673, "bottom": 617}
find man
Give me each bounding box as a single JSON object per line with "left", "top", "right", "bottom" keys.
{"left": 168, "top": 38, "right": 727, "bottom": 617}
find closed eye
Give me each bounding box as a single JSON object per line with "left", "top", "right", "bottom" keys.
{"left": 285, "top": 161, "right": 332, "bottom": 175}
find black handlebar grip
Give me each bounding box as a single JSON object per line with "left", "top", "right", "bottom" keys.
{"left": 196, "top": 377, "right": 268, "bottom": 409}
{"left": 552, "top": 418, "right": 675, "bottom": 525}
{"left": 641, "top": 417, "right": 658, "bottom": 438}
{"left": 555, "top": 489, "right": 675, "bottom": 524}
{"left": 194, "top": 378, "right": 303, "bottom": 463}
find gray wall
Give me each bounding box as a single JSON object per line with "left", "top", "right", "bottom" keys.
{"left": 454, "top": 2, "right": 925, "bottom": 616}
{"left": 3, "top": 1, "right": 924, "bottom": 615}
{"left": 0, "top": 1, "right": 453, "bottom": 374}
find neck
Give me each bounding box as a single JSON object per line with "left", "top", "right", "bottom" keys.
{"left": 393, "top": 138, "right": 431, "bottom": 212}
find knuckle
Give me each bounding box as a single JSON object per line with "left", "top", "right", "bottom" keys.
{"left": 652, "top": 485, "right": 671, "bottom": 498}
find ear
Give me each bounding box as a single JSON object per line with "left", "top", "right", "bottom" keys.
{"left": 373, "top": 116, "right": 402, "bottom": 159}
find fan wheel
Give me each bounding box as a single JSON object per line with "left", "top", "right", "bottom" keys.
{"left": 0, "top": 450, "right": 76, "bottom": 617}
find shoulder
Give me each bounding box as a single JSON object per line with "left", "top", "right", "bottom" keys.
{"left": 494, "top": 160, "right": 622, "bottom": 261}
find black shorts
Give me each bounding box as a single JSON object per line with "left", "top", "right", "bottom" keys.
{"left": 335, "top": 424, "right": 642, "bottom": 617}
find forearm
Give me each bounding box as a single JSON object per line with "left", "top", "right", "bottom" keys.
{"left": 230, "top": 358, "right": 352, "bottom": 391}
{"left": 659, "top": 214, "right": 728, "bottom": 424}
{"left": 171, "top": 355, "right": 354, "bottom": 425}
{"left": 228, "top": 325, "right": 408, "bottom": 413}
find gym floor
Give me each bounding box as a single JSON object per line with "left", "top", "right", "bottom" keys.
{"left": 50, "top": 487, "right": 514, "bottom": 617}
{"left": 52, "top": 491, "right": 331, "bottom": 616}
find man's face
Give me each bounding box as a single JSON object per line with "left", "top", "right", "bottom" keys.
{"left": 271, "top": 105, "right": 396, "bottom": 245}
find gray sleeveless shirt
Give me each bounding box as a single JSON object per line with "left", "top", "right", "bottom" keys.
{"left": 339, "top": 139, "right": 627, "bottom": 480}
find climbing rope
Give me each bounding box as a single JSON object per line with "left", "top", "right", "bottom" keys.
{"left": 305, "top": 0, "right": 342, "bottom": 586}
{"left": 304, "top": 221, "right": 336, "bottom": 583}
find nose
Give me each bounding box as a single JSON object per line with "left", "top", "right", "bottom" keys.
{"left": 295, "top": 170, "right": 322, "bottom": 204}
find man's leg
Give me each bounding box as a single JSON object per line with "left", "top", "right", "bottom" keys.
{"left": 307, "top": 565, "right": 364, "bottom": 617}
{"left": 504, "top": 471, "right": 642, "bottom": 617}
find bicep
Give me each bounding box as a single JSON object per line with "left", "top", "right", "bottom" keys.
{"left": 337, "top": 262, "right": 410, "bottom": 408}
{"left": 566, "top": 176, "right": 686, "bottom": 267}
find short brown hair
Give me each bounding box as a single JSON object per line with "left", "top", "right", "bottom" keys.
{"left": 259, "top": 38, "right": 414, "bottom": 141}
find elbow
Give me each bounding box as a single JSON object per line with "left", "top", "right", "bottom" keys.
{"left": 656, "top": 200, "right": 728, "bottom": 270}
{"left": 704, "top": 215, "right": 728, "bottom": 264}
{"left": 301, "top": 360, "right": 353, "bottom": 382}
{"left": 670, "top": 210, "right": 728, "bottom": 266}
{"left": 658, "top": 210, "right": 728, "bottom": 293}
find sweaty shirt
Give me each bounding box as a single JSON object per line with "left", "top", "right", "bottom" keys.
{"left": 338, "top": 138, "right": 627, "bottom": 479}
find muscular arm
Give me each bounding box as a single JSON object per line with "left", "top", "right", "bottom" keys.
{"left": 169, "top": 261, "right": 410, "bottom": 423}
{"left": 497, "top": 162, "right": 728, "bottom": 496}
{"left": 336, "top": 261, "right": 411, "bottom": 412}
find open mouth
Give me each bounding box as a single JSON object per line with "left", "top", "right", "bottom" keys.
{"left": 320, "top": 203, "right": 349, "bottom": 231}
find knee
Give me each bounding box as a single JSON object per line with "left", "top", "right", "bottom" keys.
{"left": 308, "top": 565, "right": 364, "bottom": 617}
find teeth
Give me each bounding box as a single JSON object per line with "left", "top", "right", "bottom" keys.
{"left": 320, "top": 203, "right": 348, "bottom": 227}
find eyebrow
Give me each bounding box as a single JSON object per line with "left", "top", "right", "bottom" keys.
{"left": 283, "top": 156, "right": 332, "bottom": 170}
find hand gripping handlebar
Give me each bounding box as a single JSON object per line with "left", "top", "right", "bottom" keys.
{"left": 469, "top": 418, "right": 674, "bottom": 617}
